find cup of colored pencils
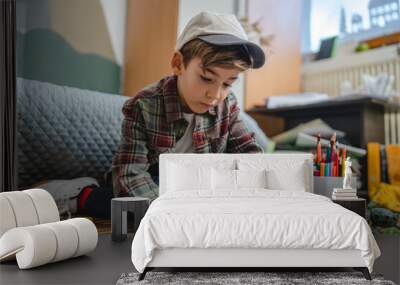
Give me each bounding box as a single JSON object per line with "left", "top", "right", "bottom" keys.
{"left": 313, "top": 133, "right": 346, "bottom": 177}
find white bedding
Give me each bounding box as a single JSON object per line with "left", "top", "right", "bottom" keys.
{"left": 131, "top": 190, "right": 380, "bottom": 273}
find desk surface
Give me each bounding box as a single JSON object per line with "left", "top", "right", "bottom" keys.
{"left": 248, "top": 95, "right": 394, "bottom": 148}
{"left": 0, "top": 234, "right": 134, "bottom": 285}
{"left": 250, "top": 96, "right": 397, "bottom": 115}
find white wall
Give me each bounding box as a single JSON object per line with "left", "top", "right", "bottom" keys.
{"left": 100, "top": 0, "right": 127, "bottom": 66}
{"left": 177, "top": 0, "right": 247, "bottom": 110}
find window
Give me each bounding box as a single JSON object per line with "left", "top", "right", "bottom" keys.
{"left": 303, "top": 0, "right": 400, "bottom": 53}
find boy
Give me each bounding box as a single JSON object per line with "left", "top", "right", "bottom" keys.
{"left": 40, "top": 11, "right": 266, "bottom": 217}
{"left": 111, "top": 11, "right": 266, "bottom": 200}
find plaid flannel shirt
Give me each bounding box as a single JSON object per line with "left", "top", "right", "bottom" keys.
{"left": 111, "top": 75, "right": 263, "bottom": 199}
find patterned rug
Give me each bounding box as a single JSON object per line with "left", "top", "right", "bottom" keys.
{"left": 116, "top": 271, "right": 395, "bottom": 285}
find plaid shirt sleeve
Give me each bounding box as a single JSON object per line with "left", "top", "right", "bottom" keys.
{"left": 111, "top": 98, "right": 158, "bottom": 199}
{"left": 226, "top": 95, "right": 264, "bottom": 153}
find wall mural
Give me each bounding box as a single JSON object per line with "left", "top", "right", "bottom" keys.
{"left": 15, "top": 0, "right": 128, "bottom": 188}
{"left": 16, "top": 0, "right": 126, "bottom": 94}
{"left": 16, "top": 29, "right": 121, "bottom": 94}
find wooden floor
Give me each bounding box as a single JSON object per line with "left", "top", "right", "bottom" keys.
{"left": 1, "top": 233, "right": 398, "bottom": 284}
{"left": 0, "top": 234, "right": 133, "bottom": 285}
{"left": 373, "top": 233, "right": 400, "bottom": 284}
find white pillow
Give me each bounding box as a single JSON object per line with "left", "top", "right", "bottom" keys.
{"left": 211, "top": 168, "right": 237, "bottom": 190}
{"left": 211, "top": 169, "right": 267, "bottom": 191}
{"left": 238, "top": 159, "right": 307, "bottom": 191}
{"left": 167, "top": 162, "right": 211, "bottom": 191}
{"left": 236, "top": 169, "right": 267, "bottom": 189}
{"left": 266, "top": 168, "right": 306, "bottom": 191}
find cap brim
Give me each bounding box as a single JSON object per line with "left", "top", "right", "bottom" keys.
{"left": 198, "top": 34, "right": 265, "bottom": 69}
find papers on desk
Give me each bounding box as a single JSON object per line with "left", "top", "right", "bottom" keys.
{"left": 265, "top": 93, "right": 329, "bottom": 109}
{"left": 272, "top": 119, "right": 344, "bottom": 145}
{"left": 295, "top": 133, "right": 366, "bottom": 157}
{"left": 265, "top": 92, "right": 397, "bottom": 110}
{"left": 272, "top": 119, "right": 365, "bottom": 176}
{"left": 271, "top": 119, "right": 365, "bottom": 157}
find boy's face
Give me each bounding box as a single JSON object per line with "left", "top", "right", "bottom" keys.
{"left": 172, "top": 53, "right": 241, "bottom": 114}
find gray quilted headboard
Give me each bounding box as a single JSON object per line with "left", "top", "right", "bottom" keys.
{"left": 17, "top": 78, "right": 128, "bottom": 189}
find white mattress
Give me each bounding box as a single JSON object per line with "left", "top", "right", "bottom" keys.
{"left": 131, "top": 190, "right": 380, "bottom": 273}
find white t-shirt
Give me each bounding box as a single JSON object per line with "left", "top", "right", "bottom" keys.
{"left": 172, "top": 113, "right": 195, "bottom": 153}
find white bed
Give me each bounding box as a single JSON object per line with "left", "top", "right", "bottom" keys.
{"left": 131, "top": 154, "right": 380, "bottom": 280}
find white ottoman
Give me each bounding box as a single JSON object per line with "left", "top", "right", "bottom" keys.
{"left": 0, "top": 189, "right": 98, "bottom": 269}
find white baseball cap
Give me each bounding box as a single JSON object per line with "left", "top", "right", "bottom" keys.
{"left": 176, "top": 11, "right": 265, "bottom": 69}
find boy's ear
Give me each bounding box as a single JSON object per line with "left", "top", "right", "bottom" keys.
{"left": 171, "top": 51, "right": 184, "bottom": 75}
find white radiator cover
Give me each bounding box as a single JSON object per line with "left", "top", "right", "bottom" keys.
{"left": 302, "top": 45, "right": 400, "bottom": 144}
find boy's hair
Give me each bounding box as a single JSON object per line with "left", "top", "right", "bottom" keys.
{"left": 180, "top": 38, "right": 252, "bottom": 71}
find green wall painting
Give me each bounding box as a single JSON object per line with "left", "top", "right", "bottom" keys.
{"left": 17, "top": 28, "right": 121, "bottom": 94}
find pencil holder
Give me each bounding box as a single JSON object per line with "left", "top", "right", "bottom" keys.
{"left": 313, "top": 176, "right": 357, "bottom": 198}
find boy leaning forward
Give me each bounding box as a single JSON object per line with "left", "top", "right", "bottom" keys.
{"left": 112, "top": 11, "right": 266, "bottom": 200}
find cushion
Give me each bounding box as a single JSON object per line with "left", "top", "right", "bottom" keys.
{"left": 211, "top": 169, "right": 267, "bottom": 191}
{"left": 42, "top": 222, "right": 78, "bottom": 262}
{"left": 167, "top": 162, "right": 212, "bottom": 191}
{"left": 237, "top": 158, "right": 307, "bottom": 191}
{"left": 0, "top": 218, "right": 97, "bottom": 269}
{"left": 0, "top": 189, "right": 59, "bottom": 237}
{"left": 159, "top": 154, "right": 238, "bottom": 195}
{"left": 0, "top": 191, "right": 39, "bottom": 228}
{"left": 266, "top": 168, "right": 306, "bottom": 191}
{"left": 0, "top": 196, "right": 17, "bottom": 237}
{"left": 211, "top": 168, "right": 237, "bottom": 190}
{"left": 23, "top": 189, "right": 60, "bottom": 224}
{"left": 236, "top": 169, "right": 267, "bottom": 189}
{"left": 160, "top": 154, "right": 313, "bottom": 194}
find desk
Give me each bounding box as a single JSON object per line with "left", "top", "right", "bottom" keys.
{"left": 248, "top": 96, "right": 390, "bottom": 148}
{"left": 248, "top": 96, "right": 400, "bottom": 195}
